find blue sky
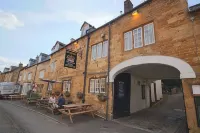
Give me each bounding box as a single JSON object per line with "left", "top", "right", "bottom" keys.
{"left": 0, "top": 0, "right": 199, "bottom": 71}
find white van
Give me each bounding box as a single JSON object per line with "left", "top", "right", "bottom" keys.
{"left": 0, "top": 82, "right": 21, "bottom": 96}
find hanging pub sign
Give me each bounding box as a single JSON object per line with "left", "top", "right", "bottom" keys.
{"left": 64, "top": 50, "right": 77, "bottom": 69}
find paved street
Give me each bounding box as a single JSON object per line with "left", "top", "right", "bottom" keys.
{"left": 114, "top": 93, "right": 187, "bottom": 133}
{"left": 0, "top": 100, "right": 148, "bottom": 133}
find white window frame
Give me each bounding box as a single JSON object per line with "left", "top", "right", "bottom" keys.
{"left": 63, "top": 80, "right": 71, "bottom": 92}
{"left": 89, "top": 78, "right": 106, "bottom": 94}
{"left": 48, "top": 83, "right": 53, "bottom": 91}
{"left": 95, "top": 79, "right": 100, "bottom": 93}
{"left": 91, "top": 45, "right": 97, "bottom": 60}
{"left": 91, "top": 40, "right": 108, "bottom": 60}
{"left": 28, "top": 73, "right": 32, "bottom": 80}
{"left": 144, "top": 22, "right": 155, "bottom": 46}
{"left": 100, "top": 78, "right": 106, "bottom": 93}
{"left": 39, "top": 70, "right": 45, "bottom": 79}
{"left": 133, "top": 27, "right": 143, "bottom": 48}
{"left": 124, "top": 31, "right": 133, "bottom": 51}
{"left": 102, "top": 41, "right": 108, "bottom": 57}
{"left": 96, "top": 43, "right": 102, "bottom": 59}
{"left": 89, "top": 79, "right": 95, "bottom": 93}
{"left": 39, "top": 56, "right": 42, "bottom": 62}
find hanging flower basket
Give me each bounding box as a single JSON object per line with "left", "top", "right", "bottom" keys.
{"left": 47, "top": 90, "right": 52, "bottom": 95}
{"left": 97, "top": 94, "right": 107, "bottom": 102}
{"left": 77, "top": 92, "right": 83, "bottom": 99}
{"left": 55, "top": 91, "right": 60, "bottom": 96}
{"left": 65, "top": 91, "right": 70, "bottom": 97}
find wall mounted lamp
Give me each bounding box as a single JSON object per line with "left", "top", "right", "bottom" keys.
{"left": 132, "top": 10, "right": 139, "bottom": 16}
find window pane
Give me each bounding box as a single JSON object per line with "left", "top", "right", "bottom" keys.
{"left": 92, "top": 45, "right": 97, "bottom": 60}
{"left": 63, "top": 81, "right": 71, "bottom": 92}
{"left": 90, "top": 79, "right": 95, "bottom": 93}
{"left": 102, "top": 41, "right": 108, "bottom": 57}
{"left": 133, "top": 27, "right": 143, "bottom": 48}
{"left": 95, "top": 79, "right": 100, "bottom": 93}
{"left": 96, "top": 43, "right": 102, "bottom": 58}
{"left": 100, "top": 78, "right": 106, "bottom": 93}
{"left": 144, "top": 23, "right": 155, "bottom": 45}
{"left": 124, "top": 31, "right": 133, "bottom": 51}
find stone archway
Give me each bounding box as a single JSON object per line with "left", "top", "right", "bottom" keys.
{"left": 109, "top": 55, "right": 196, "bottom": 82}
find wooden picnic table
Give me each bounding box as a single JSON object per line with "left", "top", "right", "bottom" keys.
{"left": 8, "top": 95, "right": 22, "bottom": 101}
{"left": 60, "top": 103, "right": 96, "bottom": 123}
{"left": 36, "top": 99, "right": 49, "bottom": 108}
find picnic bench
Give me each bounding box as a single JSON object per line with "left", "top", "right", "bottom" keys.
{"left": 26, "top": 97, "right": 40, "bottom": 104}
{"left": 59, "top": 103, "right": 97, "bottom": 123}
{"left": 7, "top": 95, "right": 22, "bottom": 100}
{"left": 35, "top": 99, "right": 56, "bottom": 114}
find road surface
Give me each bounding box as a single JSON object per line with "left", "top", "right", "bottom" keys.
{"left": 0, "top": 100, "right": 148, "bottom": 133}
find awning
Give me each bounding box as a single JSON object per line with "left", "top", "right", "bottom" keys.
{"left": 40, "top": 79, "right": 62, "bottom": 83}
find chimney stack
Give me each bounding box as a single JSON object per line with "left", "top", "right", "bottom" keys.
{"left": 124, "top": 0, "right": 133, "bottom": 13}
{"left": 19, "top": 62, "right": 23, "bottom": 68}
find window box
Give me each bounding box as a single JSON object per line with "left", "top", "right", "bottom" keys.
{"left": 64, "top": 91, "right": 70, "bottom": 97}
{"left": 55, "top": 91, "right": 60, "bottom": 96}
{"left": 77, "top": 92, "right": 83, "bottom": 99}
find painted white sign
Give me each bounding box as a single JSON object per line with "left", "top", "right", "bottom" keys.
{"left": 192, "top": 85, "right": 200, "bottom": 94}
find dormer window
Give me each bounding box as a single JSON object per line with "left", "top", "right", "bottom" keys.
{"left": 51, "top": 41, "right": 65, "bottom": 54}
{"left": 39, "top": 56, "right": 42, "bottom": 63}
{"left": 80, "top": 22, "right": 94, "bottom": 37}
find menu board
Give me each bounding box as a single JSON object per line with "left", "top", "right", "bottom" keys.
{"left": 64, "top": 50, "right": 77, "bottom": 69}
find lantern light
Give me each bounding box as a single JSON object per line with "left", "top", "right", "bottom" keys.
{"left": 132, "top": 10, "right": 139, "bottom": 16}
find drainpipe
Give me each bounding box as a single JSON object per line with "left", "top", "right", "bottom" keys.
{"left": 33, "top": 64, "right": 38, "bottom": 84}
{"left": 82, "top": 34, "right": 90, "bottom": 103}
{"left": 106, "top": 23, "right": 111, "bottom": 120}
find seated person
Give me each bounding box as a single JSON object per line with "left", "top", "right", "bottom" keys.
{"left": 49, "top": 93, "right": 56, "bottom": 104}
{"left": 57, "top": 94, "right": 65, "bottom": 109}
{"left": 49, "top": 94, "right": 58, "bottom": 108}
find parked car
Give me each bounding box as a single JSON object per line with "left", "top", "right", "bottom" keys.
{"left": 0, "top": 82, "right": 21, "bottom": 96}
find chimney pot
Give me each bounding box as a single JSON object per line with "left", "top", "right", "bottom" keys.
{"left": 124, "top": 0, "right": 133, "bottom": 13}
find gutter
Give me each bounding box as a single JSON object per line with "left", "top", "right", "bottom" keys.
{"left": 82, "top": 34, "right": 90, "bottom": 103}
{"left": 106, "top": 23, "right": 111, "bottom": 120}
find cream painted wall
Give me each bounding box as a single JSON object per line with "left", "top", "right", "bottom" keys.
{"left": 130, "top": 75, "right": 150, "bottom": 113}
{"left": 155, "top": 80, "right": 163, "bottom": 100}
{"left": 130, "top": 78, "right": 163, "bottom": 114}
{"left": 151, "top": 80, "right": 163, "bottom": 102}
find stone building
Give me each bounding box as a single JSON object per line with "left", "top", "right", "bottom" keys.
{"left": 1, "top": 63, "right": 23, "bottom": 83}
{"left": 41, "top": 0, "right": 199, "bottom": 131}
{"left": 1, "top": 0, "right": 200, "bottom": 131}
{"left": 18, "top": 53, "right": 50, "bottom": 95}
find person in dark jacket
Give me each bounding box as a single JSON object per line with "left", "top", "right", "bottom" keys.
{"left": 57, "top": 94, "right": 65, "bottom": 109}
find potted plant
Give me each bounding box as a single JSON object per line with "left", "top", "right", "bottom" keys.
{"left": 47, "top": 90, "right": 52, "bottom": 96}
{"left": 64, "top": 91, "right": 70, "bottom": 97}
{"left": 55, "top": 91, "right": 60, "bottom": 96}
{"left": 76, "top": 92, "right": 83, "bottom": 99}
{"left": 97, "top": 94, "right": 107, "bottom": 102}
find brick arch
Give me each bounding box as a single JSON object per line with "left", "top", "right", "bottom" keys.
{"left": 109, "top": 55, "right": 196, "bottom": 82}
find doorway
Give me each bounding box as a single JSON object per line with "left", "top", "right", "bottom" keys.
{"left": 113, "top": 73, "right": 131, "bottom": 119}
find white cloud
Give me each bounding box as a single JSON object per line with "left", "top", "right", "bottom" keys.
{"left": 19, "top": 0, "right": 118, "bottom": 28}
{"left": 22, "top": 10, "right": 116, "bottom": 28}
{"left": 0, "top": 56, "right": 26, "bottom": 72}
{"left": 0, "top": 10, "right": 24, "bottom": 30}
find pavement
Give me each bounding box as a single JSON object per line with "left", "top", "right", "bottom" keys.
{"left": 114, "top": 93, "right": 187, "bottom": 133}
{"left": 0, "top": 100, "right": 149, "bottom": 133}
